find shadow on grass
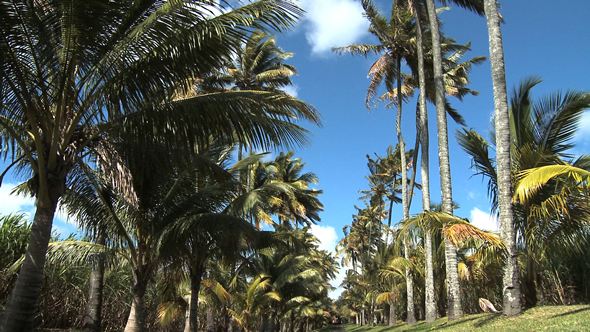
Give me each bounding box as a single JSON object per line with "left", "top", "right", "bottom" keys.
{"left": 473, "top": 313, "right": 502, "bottom": 327}
{"left": 551, "top": 306, "right": 590, "bottom": 318}
{"left": 428, "top": 316, "right": 480, "bottom": 330}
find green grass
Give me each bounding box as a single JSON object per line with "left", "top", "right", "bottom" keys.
{"left": 336, "top": 305, "right": 590, "bottom": 332}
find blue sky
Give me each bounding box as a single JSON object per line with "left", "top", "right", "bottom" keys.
{"left": 1, "top": 0, "right": 589, "bottom": 298}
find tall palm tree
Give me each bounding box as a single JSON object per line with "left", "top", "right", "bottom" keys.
{"left": 389, "top": 35, "right": 485, "bottom": 323}
{"left": 333, "top": 0, "right": 419, "bottom": 324}
{"left": 458, "top": 78, "right": 590, "bottom": 309}
{"left": 420, "top": 0, "right": 484, "bottom": 320}
{"left": 0, "top": 1, "right": 316, "bottom": 330}
{"left": 480, "top": 0, "right": 522, "bottom": 316}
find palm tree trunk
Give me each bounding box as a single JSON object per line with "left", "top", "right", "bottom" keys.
{"left": 395, "top": 54, "right": 416, "bottom": 326}
{"left": 404, "top": 241, "right": 416, "bottom": 325}
{"left": 184, "top": 304, "right": 191, "bottom": 332}
{"left": 483, "top": 0, "right": 522, "bottom": 317}
{"left": 269, "top": 310, "right": 278, "bottom": 332}
{"left": 187, "top": 262, "right": 205, "bottom": 332}
{"left": 425, "top": 0, "right": 463, "bottom": 320}
{"left": 207, "top": 306, "right": 215, "bottom": 332}
{"left": 124, "top": 276, "right": 149, "bottom": 332}
{"left": 84, "top": 231, "right": 106, "bottom": 332}
{"left": 412, "top": 1, "right": 437, "bottom": 322}
{"left": 388, "top": 280, "right": 396, "bottom": 327}
{"left": 0, "top": 203, "right": 57, "bottom": 332}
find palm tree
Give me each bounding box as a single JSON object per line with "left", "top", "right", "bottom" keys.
{"left": 458, "top": 78, "right": 590, "bottom": 309}
{"left": 479, "top": 0, "right": 522, "bottom": 316}
{"left": 221, "top": 30, "right": 298, "bottom": 93}
{"left": 266, "top": 152, "right": 324, "bottom": 229}
{"left": 0, "top": 1, "right": 317, "bottom": 330}
{"left": 419, "top": 0, "right": 485, "bottom": 320}
{"left": 60, "top": 140, "right": 284, "bottom": 332}
{"left": 333, "top": 0, "right": 419, "bottom": 323}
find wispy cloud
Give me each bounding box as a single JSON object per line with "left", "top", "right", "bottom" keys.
{"left": 283, "top": 84, "right": 299, "bottom": 98}
{"left": 298, "top": 0, "right": 369, "bottom": 55}
{"left": 470, "top": 207, "right": 499, "bottom": 232}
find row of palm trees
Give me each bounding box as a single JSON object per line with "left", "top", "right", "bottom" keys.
{"left": 333, "top": 0, "right": 590, "bottom": 326}
{"left": 0, "top": 1, "right": 335, "bottom": 332}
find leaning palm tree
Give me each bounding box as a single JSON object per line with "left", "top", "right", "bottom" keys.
{"left": 0, "top": 1, "right": 317, "bottom": 331}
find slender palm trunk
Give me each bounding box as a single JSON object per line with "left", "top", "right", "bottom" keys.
{"left": 187, "top": 262, "right": 205, "bottom": 332}
{"left": 425, "top": 0, "right": 463, "bottom": 320}
{"left": 0, "top": 202, "right": 58, "bottom": 332}
{"left": 388, "top": 280, "right": 396, "bottom": 327}
{"left": 207, "top": 306, "right": 215, "bottom": 332}
{"left": 124, "top": 275, "right": 149, "bottom": 332}
{"left": 184, "top": 304, "right": 192, "bottom": 332}
{"left": 394, "top": 54, "right": 416, "bottom": 326}
{"left": 483, "top": 0, "right": 522, "bottom": 317}
{"left": 269, "top": 310, "right": 278, "bottom": 332}
{"left": 412, "top": 1, "right": 436, "bottom": 323}
{"left": 84, "top": 231, "right": 106, "bottom": 332}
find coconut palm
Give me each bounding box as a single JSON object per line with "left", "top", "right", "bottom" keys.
{"left": 220, "top": 30, "right": 297, "bottom": 93}
{"left": 0, "top": 1, "right": 318, "bottom": 330}
{"left": 266, "top": 152, "right": 324, "bottom": 229}
{"left": 59, "top": 139, "right": 274, "bottom": 332}
{"left": 479, "top": 0, "right": 522, "bottom": 316}
{"left": 383, "top": 35, "right": 484, "bottom": 321}
{"left": 458, "top": 78, "right": 590, "bottom": 309}
{"left": 416, "top": 0, "right": 484, "bottom": 320}
{"left": 333, "top": 1, "right": 418, "bottom": 323}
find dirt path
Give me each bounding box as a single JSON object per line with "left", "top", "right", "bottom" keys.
{"left": 332, "top": 324, "right": 346, "bottom": 332}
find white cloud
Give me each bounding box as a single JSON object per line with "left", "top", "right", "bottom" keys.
{"left": 0, "top": 183, "right": 35, "bottom": 218}
{"left": 0, "top": 182, "right": 76, "bottom": 236}
{"left": 298, "top": 0, "right": 370, "bottom": 55}
{"left": 283, "top": 84, "right": 299, "bottom": 98}
{"left": 310, "top": 224, "right": 338, "bottom": 252}
{"left": 309, "top": 224, "right": 348, "bottom": 299}
{"left": 573, "top": 110, "right": 590, "bottom": 150}
{"left": 470, "top": 207, "right": 499, "bottom": 232}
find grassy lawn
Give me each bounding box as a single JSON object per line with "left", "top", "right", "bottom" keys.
{"left": 336, "top": 305, "right": 590, "bottom": 332}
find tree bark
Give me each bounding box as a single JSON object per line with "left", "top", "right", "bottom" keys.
{"left": 84, "top": 231, "right": 106, "bottom": 332}
{"left": 388, "top": 292, "right": 396, "bottom": 326}
{"left": 404, "top": 241, "right": 416, "bottom": 325}
{"left": 187, "top": 262, "right": 205, "bottom": 332}
{"left": 207, "top": 306, "right": 216, "bottom": 332}
{"left": 184, "top": 304, "right": 191, "bottom": 332}
{"left": 393, "top": 53, "right": 416, "bottom": 327}
{"left": 268, "top": 310, "right": 277, "bottom": 332}
{"left": 425, "top": 0, "right": 463, "bottom": 320}
{"left": 483, "top": 0, "right": 522, "bottom": 317}
{"left": 123, "top": 275, "right": 149, "bottom": 332}
{"left": 0, "top": 203, "right": 57, "bottom": 332}
{"left": 412, "top": 1, "right": 436, "bottom": 323}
